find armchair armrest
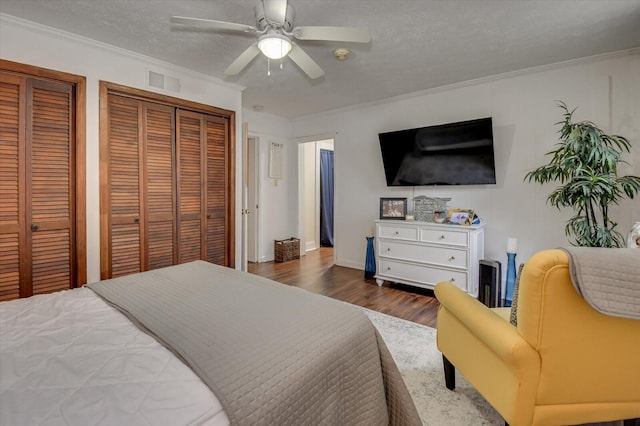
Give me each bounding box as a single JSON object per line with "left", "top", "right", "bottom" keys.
{"left": 435, "top": 282, "right": 538, "bottom": 367}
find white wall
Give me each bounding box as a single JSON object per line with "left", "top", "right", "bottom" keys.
{"left": 243, "top": 109, "right": 292, "bottom": 262}
{"left": 290, "top": 51, "right": 640, "bottom": 272}
{"left": 1, "top": 15, "right": 244, "bottom": 282}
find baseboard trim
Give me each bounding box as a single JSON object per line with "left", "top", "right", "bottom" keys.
{"left": 335, "top": 259, "right": 363, "bottom": 270}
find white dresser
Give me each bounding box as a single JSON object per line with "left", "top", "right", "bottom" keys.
{"left": 374, "top": 220, "right": 485, "bottom": 296}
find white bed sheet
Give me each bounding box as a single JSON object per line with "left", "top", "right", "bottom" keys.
{"left": 0, "top": 287, "right": 230, "bottom": 426}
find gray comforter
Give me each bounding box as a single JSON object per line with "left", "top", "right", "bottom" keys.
{"left": 88, "top": 261, "right": 420, "bottom": 425}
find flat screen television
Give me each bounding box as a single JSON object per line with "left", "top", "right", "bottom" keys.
{"left": 378, "top": 117, "right": 496, "bottom": 186}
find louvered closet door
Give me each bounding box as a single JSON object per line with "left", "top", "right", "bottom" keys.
{"left": 0, "top": 73, "right": 75, "bottom": 299}
{"left": 0, "top": 73, "right": 23, "bottom": 300}
{"left": 205, "top": 115, "right": 229, "bottom": 265}
{"left": 176, "top": 110, "right": 204, "bottom": 263}
{"left": 28, "top": 79, "right": 75, "bottom": 295}
{"left": 144, "top": 103, "right": 176, "bottom": 270}
{"left": 102, "top": 85, "right": 233, "bottom": 277}
{"left": 106, "top": 95, "right": 176, "bottom": 277}
{"left": 108, "top": 96, "right": 142, "bottom": 277}
{"left": 176, "top": 110, "right": 230, "bottom": 266}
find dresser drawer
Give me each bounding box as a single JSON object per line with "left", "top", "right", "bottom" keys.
{"left": 420, "top": 228, "right": 468, "bottom": 246}
{"left": 378, "top": 259, "right": 468, "bottom": 291}
{"left": 378, "top": 224, "right": 418, "bottom": 241}
{"left": 379, "top": 240, "right": 467, "bottom": 269}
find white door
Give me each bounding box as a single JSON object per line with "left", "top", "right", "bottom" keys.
{"left": 247, "top": 137, "right": 260, "bottom": 262}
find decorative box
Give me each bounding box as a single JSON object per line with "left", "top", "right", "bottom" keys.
{"left": 413, "top": 196, "right": 451, "bottom": 222}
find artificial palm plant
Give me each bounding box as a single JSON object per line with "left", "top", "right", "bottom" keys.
{"left": 525, "top": 102, "right": 640, "bottom": 247}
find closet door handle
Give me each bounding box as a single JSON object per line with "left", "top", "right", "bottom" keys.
{"left": 30, "top": 224, "right": 39, "bottom": 232}
{"left": 133, "top": 217, "right": 140, "bottom": 223}
{"left": 207, "top": 214, "right": 211, "bottom": 219}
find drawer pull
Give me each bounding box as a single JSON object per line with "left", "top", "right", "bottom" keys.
{"left": 448, "top": 256, "right": 455, "bottom": 261}
{"left": 451, "top": 278, "right": 455, "bottom": 282}
{"left": 386, "top": 247, "right": 391, "bottom": 252}
{"left": 394, "top": 231, "right": 399, "bottom": 235}
{"left": 439, "top": 234, "right": 446, "bottom": 240}
{"left": 387, "top": 266, "right": 391, "bottom": 271}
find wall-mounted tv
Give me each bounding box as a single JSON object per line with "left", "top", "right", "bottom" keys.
{"left": 378, "top": 117, "right": 496, "bottom": 186}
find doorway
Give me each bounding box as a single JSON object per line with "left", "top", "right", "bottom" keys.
{"left": 299, "top": 139, "right": 334, "bottom": 255}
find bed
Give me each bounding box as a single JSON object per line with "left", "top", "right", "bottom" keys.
{"left": 1, "top": 260, "right": 421, "bottom": 425}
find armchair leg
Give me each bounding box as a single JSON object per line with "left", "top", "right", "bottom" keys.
{"left": 442, "top": 355, "right": 455, "bottom": 390}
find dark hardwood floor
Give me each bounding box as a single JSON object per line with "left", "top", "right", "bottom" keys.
{"left": 248, "top": 247, "right": 440, "bottom": 328}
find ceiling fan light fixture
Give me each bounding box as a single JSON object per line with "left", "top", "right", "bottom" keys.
{"left": 258, "top": 32, "right": 292, "bottom": 60}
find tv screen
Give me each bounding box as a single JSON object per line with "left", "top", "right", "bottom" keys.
{"left": 378, "top": 117, "right": 496, "bottom": 186}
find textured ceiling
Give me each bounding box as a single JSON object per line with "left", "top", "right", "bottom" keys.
{"left": 2, "top": 0, "right": 640, "bottom": 118}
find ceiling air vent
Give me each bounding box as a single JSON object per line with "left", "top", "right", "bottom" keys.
{"left": 147, "top": 70, "right": 181, "bottom": 93}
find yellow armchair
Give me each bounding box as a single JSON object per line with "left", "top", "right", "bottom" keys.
{"left": 435, "top": 249, "right": 640, "bottom": 425}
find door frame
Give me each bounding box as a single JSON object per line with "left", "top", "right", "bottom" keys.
{"left": 246, "top": 135, "right": 260, "bottom": 263}
{"left": 295, "top": 134, "right": 336, "bottom": 260}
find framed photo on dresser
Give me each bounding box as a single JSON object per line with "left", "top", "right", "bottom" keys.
{"left": 447, "top": 208, "right": 475, "bottom": 225}
{"left": 379, "top": 198, "right": 407, "bottom": 220}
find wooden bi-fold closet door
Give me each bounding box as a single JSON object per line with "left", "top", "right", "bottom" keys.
{"left": 0, "top": 72, "right": 77, "bottom": 300}
{"left": 101, "top": 83, "right": 234, "bottom": 280}
{"left": 104, "top": 95, "right": 175, "bottom": 278}
{"left": 176, "top": 110, "right": 229, "bottom": 266}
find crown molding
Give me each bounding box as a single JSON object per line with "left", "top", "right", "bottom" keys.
{"left": 292, "top": 47, "right": 640, "bottom": 123}
{"left": 0, "top": 13, "right": 245, "bottom": 93}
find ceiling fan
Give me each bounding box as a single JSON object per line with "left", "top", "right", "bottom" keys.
{"left": 170, "top": 0, "right": 371, "bottom": 79}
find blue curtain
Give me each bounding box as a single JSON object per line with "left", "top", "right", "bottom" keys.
{"left": 320, "top": 149, "right": 334, "bottom": 247}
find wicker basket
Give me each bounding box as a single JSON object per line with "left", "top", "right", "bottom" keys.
{"left": 274, "top": 238, "right": 300, "bottom": 262}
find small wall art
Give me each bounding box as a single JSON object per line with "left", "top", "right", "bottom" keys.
{"left": 268, "top": 141, "right": 284, "bottom": 179}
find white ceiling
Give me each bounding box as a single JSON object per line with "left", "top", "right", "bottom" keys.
{"left": 2, "top": 0, "right": 639, "bottom": 118}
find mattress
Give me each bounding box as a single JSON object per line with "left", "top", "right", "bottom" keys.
{"left": 0, "top": 287, "right": 229, "bottom": 426}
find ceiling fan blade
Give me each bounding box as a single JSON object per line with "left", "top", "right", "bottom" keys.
{"left": 170, "top": 16, "right": 257, "bottom": 33}
{"left": 287, "top": 44, "right": 324, "bottom": 80}
{"left": 262, "top": 0, "right": 288, "bottom": 26}
{"left": 224, "top": 43, "right": 261, "bottom": 75}
{"left": 292, "top": 26, "right": 371, "bottom": 43}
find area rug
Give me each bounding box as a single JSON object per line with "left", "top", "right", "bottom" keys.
{"left": 359, "top": 308, "right": 503, "bottom": 426}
